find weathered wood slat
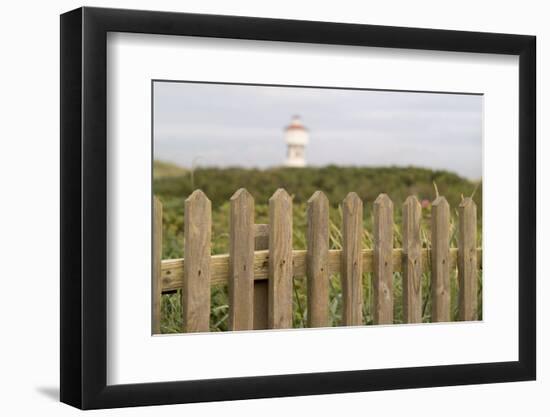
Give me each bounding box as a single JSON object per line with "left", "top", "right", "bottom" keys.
{"left": 152, "top": 197, "right": 163, "bottom": 334}
{"left": 228, "top": 189, "right": 255, "bottom": 331}
{"left": 458, "top": 197, "right": 478, "bottom": 321}
{"left": 402, "top": 195, "right": 422, "bottom": 323}
{"left": 341, "top": 192, "right": 363, "bottom": 326}
{"left": 161, "top": 247, "right": 482, "bottom": 291}
{"left": 268, "top": 189, "right": 293, "bottom": 329}
{"left": 253, "top": 224, "right": 269, "bottom": 330}
{"left": 182, "top": 190, "right": 211, "bottom": 333}
{"left": 431, "top": 196, "right": 451, "bottom": 322}
{"left": 373, "top": 194, "right": 394, "bottom": 325}
{"left": 307, "top": 191, "right": 330, "bottom": 327}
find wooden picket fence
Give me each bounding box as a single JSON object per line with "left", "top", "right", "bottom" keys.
{"left": 152, "top": 188, "right": 482, "bottom": 334}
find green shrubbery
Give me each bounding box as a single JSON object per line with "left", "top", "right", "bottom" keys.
{"left": 154, "top": 163, "right": 482, "bottom": 333}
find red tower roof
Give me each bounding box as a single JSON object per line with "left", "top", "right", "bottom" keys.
{"left": 285, "top": 115, "right": 308, "bottom": 132}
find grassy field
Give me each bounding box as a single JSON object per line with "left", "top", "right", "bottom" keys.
{"left": 153, "top": 161, "right": 482, "bottom": 333}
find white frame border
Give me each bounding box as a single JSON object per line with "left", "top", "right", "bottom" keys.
{"left": 106, "top": 32, "right": 519, "bottom": 385}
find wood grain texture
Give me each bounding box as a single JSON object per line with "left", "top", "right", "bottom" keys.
{"left": 228, "top": 189, "right": 255, "bottom": 331}
{"left": 306, "top": 191, "right": 329, "bottom": 327}
{"left": 152, "top": 197, "right": 163, "bottom": 334}
{"left": 182, "top": 190, "right": 211, "bottom": 333}
{"left": 458, "top": 197, "right": 478, "bottom": 321}
{"left": 431, "top": 196, "right": 450, "bottom": 322}
{"left": 253, "top": 224, "right": 269, "bottom": 330}
{"left": 402, "top": 195, "right": 422, "bottom": 323}
{"left": 341, "top": 192, "right": 363, "bottom": 326}
{"left": 268, "top": 189, "right": 293, "bottom": 329}
{"left": 373, "top": 194, "right": 394, "bottom": 324}
{"left": 161, "top": 248, "right": 482, "bottom": 291}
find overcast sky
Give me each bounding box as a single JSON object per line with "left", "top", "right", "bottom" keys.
{"left": 153, "top": 81, "right": 482, "bottom": 179}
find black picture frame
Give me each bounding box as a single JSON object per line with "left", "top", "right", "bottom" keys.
{"left": 60, "top": 6, "right": 536, "bottom": 410}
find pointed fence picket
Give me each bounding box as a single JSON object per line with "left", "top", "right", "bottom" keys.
{"left": 306, "top": 191, "right": 330, "bottom": 328}
{"left": 228, "top": 189, "right": 255, "bottom": 331}
{"left": 431, "top": 196, "right": 451, "bottom": 322}
{"left": 268, "top": 189, "right": 294, "bottom": 329}
{"left": 181, "top": 190, "right": 211, "bottom": 333}
{"left": 373, "top": 194, "right": 394, "bottom": 325}
{"left": 402, "top": 196, "right": 422, "bottom": 324}
{"left": 152, "top": 188, "right": 482, "bottom": 334}
{"left": 341, "top": 192, "right": 364, "bottom": 326}
{"left": 458, "top": 197, "right": 478, "bottom": 321}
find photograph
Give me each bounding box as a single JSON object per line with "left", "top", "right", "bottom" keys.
{"left": 54, "top": 4, "right": 537, "bottom": 411}
{"left": 152, "top": 81, "right": 483, "bottom": 334}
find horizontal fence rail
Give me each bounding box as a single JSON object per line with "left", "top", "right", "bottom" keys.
{"left": 160, "top": 248, "right": 482, "bottom": 290}
{"left": 153, "top": 189, "right": 482, "bottom": 334}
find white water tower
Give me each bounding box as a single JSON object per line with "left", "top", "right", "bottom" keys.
{"left": 284, "top": 115, "right": 309, "bottom": 167}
